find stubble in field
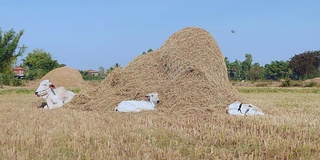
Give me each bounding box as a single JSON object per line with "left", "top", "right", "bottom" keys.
{"left": 0, "top": 88, "right": 319, "bottom": 159}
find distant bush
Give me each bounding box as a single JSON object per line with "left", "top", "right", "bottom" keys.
{"left": 0, "top": 73, "right": 12, "bottom": 85}
{"left": 12, "top": 79, "right": 23, "bottom": 86}
{"left": 281, "top": 79, "right": 294, "bottom": 87}
{"left": 0, "top": 73, "right": 25, "bottom": 87}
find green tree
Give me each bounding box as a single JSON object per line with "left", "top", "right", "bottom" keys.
{"left": 114, "top": 63, "right": 121, "bottom": 68}
{"left": 22, "top": 49, "right": 60, "bottom": 79}
{"left": 264, "top": 60, "right": 291, "bottom": 80}
{"left": 0, "top": 28, "right": 26, "bottom": 85}
{"left": 142, "top": 49, "right": 153, "bottom": 55}
{"left": 289, "top": 50, "right": 320, "bottom": 80}
{"left": 248, "top": 63, "right": 264, "bottom": 81}
{"left": 226, "top": 54, "right": 254, "bottom": 81}
{"left": 98, "top": 66, "right": 106, "bottom": 77}
{"left": 229, "top": 60, "right": 242, "bottom": 81}
{"left": 107, "top": 63, "right": 121, "bottom": 74}
{"left": 242, "top": 54, "right": 253, "bottom": 80}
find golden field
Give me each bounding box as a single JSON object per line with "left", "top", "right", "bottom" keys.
{"left": 0, "top": 87, "right": 320, "bottom": 159}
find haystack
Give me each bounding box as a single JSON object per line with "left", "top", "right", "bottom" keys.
{"left": 70, "top": 27, "right": 243, "bottom": 112}
{"left": 304, "top": 77, "right": 320, "bottom": 86}
{"left": 31, "top": 67, "right": 88, "bottom": 89}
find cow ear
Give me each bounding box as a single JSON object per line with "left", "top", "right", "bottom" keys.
{"left": 144, "top": 95, "right": 149, "bottom": 100}
{"left": 49, "top": 84, "right": 56, "bottom": 89}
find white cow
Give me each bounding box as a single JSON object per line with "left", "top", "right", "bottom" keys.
{"left": 35, "top": 79, "right": 75, "bottom": 109}
{"left": 226, "top": 101, "right": 265, "bottom": 116}
{"left": 115, "top": 92, "right": 160, "bottom": 112}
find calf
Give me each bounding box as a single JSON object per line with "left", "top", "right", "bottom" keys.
{"left": 226, "top": 101, "right": 265, "bottom": 116}
{"left": 35, "top": 80, "right": 75, "bottom": 109}
{"left": 115, "top": 92, "right": 160, "bottom": 112}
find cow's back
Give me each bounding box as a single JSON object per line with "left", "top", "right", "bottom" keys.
{"left": 116, "top": 100, "right": 154, "bottom": 112}
{"left": 54, "top": 87, "right": 75, "bottom": 103}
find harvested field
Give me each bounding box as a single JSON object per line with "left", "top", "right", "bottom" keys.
{"left": 68, "top": 27, "right": 243, "bottom": 112}
{"left": 1, "top": 87, "right": 320, "bottom": 159}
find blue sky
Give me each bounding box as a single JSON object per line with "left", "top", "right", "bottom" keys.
{"left": 1, "top": 0, "right": 319, "bottom": 70}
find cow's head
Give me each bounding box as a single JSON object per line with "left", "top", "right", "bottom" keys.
{"left": 145, "top": 92, "right": 160, "bottom": 105}
{"left": 35, "top": 80, "right": 56, "bottom": 98}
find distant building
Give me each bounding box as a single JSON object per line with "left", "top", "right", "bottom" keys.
{"left": 13, "top": 67, "right": 25, "bottom": 79}
{"left": 86, "top": 69, "right": 99, "bottom": 77}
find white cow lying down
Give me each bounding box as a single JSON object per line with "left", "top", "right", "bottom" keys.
{"left": 226, "top": 101, "right": 265, "bottom": 116}
{"left": 115, "top": 92, "right": 160, "bottom": 112}
{"left": 35, "top": 80, "right": 75, "bottom": 109}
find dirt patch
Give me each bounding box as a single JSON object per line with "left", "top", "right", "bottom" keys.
{"left": 67, "top": 27, "right": 243, "bottom": 112}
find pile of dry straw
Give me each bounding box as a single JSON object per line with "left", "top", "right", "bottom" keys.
{"left": 29, "top": 67, "right": 88, "bottom": 89}
{"left": 304, "top": 77, "right": 320, "bottom": 85}
{"left": 67, "top": 27, "right": 243, "bottom": 112}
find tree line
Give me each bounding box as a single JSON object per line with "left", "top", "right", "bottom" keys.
{"left": 225, "top": 51, "right": 320, "bottom": 81}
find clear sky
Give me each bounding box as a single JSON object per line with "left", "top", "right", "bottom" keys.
{"left": 1, "top": 0, "right": 319, "bottom": 70}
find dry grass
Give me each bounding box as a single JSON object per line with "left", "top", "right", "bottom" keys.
{"left": 1, "top": 87, "right": 320, "bottom": 159}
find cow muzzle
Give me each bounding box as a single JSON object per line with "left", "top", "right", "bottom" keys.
{"left": 35, "top": 91, "right": 45, "bottom": 97}
{"left": 35, "top": 90, "right": 48, "bottom": 97}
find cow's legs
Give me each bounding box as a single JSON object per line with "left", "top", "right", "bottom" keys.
{"left": 62, "top": 91, "right": 75, "bottom": 103}
{"left": 55, "top": 102, "right": 64, "bottom": 108}
{"left": 43, "top": 105, "right": 49, "bottom": 109}
{"left": 46, "top": 99, "right": 63, "bottom": 109}
{"left": 46, "top": 100, "right": 54, "bottom": 109}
